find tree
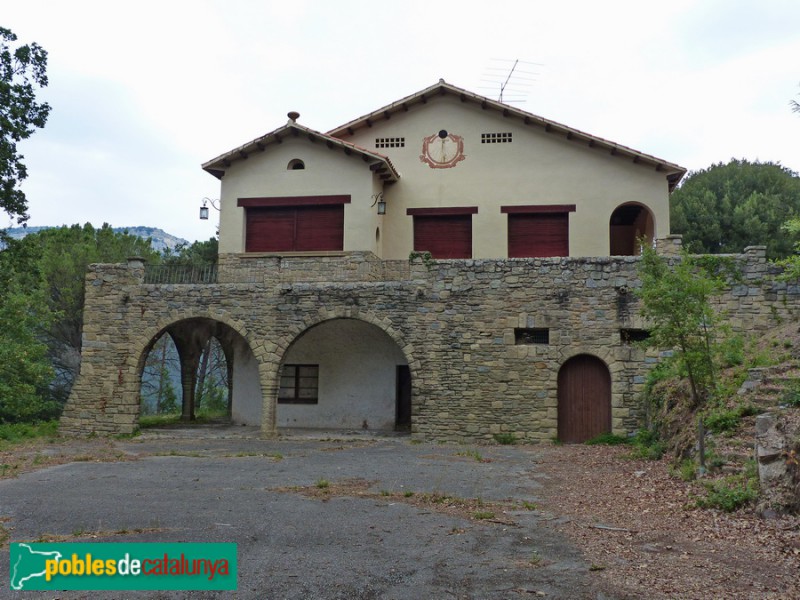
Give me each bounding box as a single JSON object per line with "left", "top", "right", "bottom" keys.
{"left": 0, "top": 247, "right": 55, "bottom": 422}
{"left": 6, "top": 224, "right": 160, "bottom": 404}
{"left": 670, "top": 159, "right": 800, "bottom": 259}
{"left": 792, "top": 83, "right": 800, "bottom": 115}
{"left": 162, "top": 238, "right": 218, "bottom": 266}
{"left": 636, "top": 245, "right": 725, "bottom": 409}
{"left": 0, "top": 26, "right": 50, "bottom": 225}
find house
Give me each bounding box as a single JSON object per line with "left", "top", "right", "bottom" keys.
{"left": 203, "top": 79, "right": 684, "bottom": 261}
{"left": 63, "top": 80, "right": 732, "bottom": 444}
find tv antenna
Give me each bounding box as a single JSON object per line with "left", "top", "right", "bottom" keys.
{"left": 479, "top": 58, "right": 542, "bottom": 104}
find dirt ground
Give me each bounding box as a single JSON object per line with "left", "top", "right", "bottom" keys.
{"left": 1, "top": 434, "right": 799, "bottom": 599}
{"left": 534, "top": 444, "right": 800, "bottom": 600}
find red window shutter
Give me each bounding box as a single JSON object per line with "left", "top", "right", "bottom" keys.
{"left": 414, "top": 215, "right": 472, "bottom": 258}
{"left": 245, "top": 206, "right": 344, "bottom": 252}
{"left": 246, "top": 207, "right": 295, "bottom": 252}
{"left": 295, "top": 205, "right": 344, "bottom": 251}
{"left": 508, "top": 213, "right": 569, "bottom": 257}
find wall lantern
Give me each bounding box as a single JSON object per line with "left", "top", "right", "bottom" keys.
{"left": 371, "top": 193, "right": 387, "bottom": 215}
{"left": 199, "top": 197, "right": 220, "bottom": 220}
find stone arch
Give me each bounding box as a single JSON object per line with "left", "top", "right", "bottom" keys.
{"left": 609, "top": 202, "right": 655, "bottom": 256}
{"left": 557, "top": 353, "right": 612, "bottom": 443}
{"left": 267, "top": 312, "right": 417, "bottom": 433}
{"left": 133, "top": 314, "right": 263, "bottom": 427}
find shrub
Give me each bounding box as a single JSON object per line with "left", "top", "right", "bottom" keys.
{"left": 493, "top": 432, "right": 517, "bottom": 445}
{"left": 584, "top": 432, "right": 628, "bottom": 446}
{"left": 697, "top": 473, "right": 758, "bottom": 512}
{"left": 626, "top": 429, "right": 665, "bottom": 460}
{"left": 704, "top": 404, "right": 759, "bottom": 434}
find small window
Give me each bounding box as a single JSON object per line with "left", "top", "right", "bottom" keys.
{"left": 278, "top": 364, "right": 319, "bottom": 404}
{"left": 620, "top": 329, "right": 650, "bottom": 343}
{"left": 481, "top": 132, "right": 512, "bottom": 144}
{"left": 375, "top": 137, "right": 405, "bottom": 148}
{"left": 287, "top": 159, "right": 305, "bottom": 170}
{"left": 515, "top": 328, "right": 549, "bottom": 345}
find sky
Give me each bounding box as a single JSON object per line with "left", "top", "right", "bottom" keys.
{"left": 3, "top": 0, "right": 800, "bottom": 243}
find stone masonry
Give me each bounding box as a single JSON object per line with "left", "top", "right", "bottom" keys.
{"left": 60, "top": 246, "right": 800, "bottom": 442}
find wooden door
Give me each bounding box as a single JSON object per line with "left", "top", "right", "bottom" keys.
{"left": 557, "top": 355, "right": 611, "bottom": 443}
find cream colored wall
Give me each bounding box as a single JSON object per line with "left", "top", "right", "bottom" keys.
{"left": 346, "top": 96, "right": 671, "bottom": 259}
{"left": 277, "top": 319, "right": 408, "bottom": 430}
{"left": 217, "top": 138, "right": 383, "bottom": 255}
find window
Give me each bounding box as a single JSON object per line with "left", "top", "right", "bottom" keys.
{"left": 502, "top": 205, "right": 576, "bottom": 258}
{"left": 375, "top": 137, "right": 405, "bottom": 148}
{"left": 515, "top": 328, "right": 550, "bottom": 345}
{"left": 278, "top": 365, "right": 319, "bottom": 404}
{"left": 620, "top": 329, "right": 650, "bottom": 343}
{"left": 287, "top": 159, "right": 305, "bottom": 170}
{"left": 407, "top": 207, "right": 477, "bottom": 259}
{"left": 481, "top": 132, "right": 512, "bottom": 144}
{"left": 238, "top": 196, "right": 350, "bottom": 252}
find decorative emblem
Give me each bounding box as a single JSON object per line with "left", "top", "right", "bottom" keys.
{"left": 420, "top": 129, "right": 466, "bottom": 169}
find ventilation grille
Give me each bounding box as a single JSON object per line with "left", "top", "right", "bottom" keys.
{"left": 375, "top": 137, "right": 405, "bottom": 148}
{"left": 481, "top": 132, "right": 512, "bottom": 144}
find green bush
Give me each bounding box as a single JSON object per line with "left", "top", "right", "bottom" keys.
{"left": 782, "top": 380, "right": 800, "bottom": 407}
{"left": 0, "top": 420, "right": 58, "bottom": 447}
{"left": 672, "top": 458, "right": 696, "bottom": 481}
{"left": 584, "top": 432, "right": 628, "bottom": 446}
{"left": 696, "top": 471, "right": 758, "bottom": 512}
{"left": 718, "top": 334, "right": 745, "bottom": 368}
{"left": 704, "top": 404, "right": 759, "bottom": 434}
{"left": 493, "top": 432, "right": 517, "bottom": 445}
{"left": 626, "top": 429, "right": 665, "bottom": 460}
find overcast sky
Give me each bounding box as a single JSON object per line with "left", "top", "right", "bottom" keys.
{"left": 3, "top": 0, "right": 799, "bottom": 243}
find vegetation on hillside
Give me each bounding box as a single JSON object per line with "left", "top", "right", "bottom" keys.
{"left": 632, "top": 243, "right": 800, "bottom": 512}
{"left": 0, "top": 224, "right": 219, "bottom": 424}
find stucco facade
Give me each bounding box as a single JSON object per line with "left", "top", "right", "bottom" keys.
{"left": 205, "top": 80, "right": 685, "bottom": 262}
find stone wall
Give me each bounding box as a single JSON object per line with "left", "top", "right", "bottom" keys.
{"left": 60, "top": 248, "right": 800, "bottom": 442}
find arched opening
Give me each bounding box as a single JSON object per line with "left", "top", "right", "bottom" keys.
{"left": 557, "top": 354, "right": 611, "bottom": 443}
{"left": 277, "top": 318, "right": 411, "bottom": 432}
{"left": 287, "top": 158, "right": 305, "bottom": 170}
{"left": 609, "top": 202, "right": 655, "bottom": 256}
{"left": 137, "top": 318, "right": 261, "bottom": 426}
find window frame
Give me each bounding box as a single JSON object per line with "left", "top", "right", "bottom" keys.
{"left": 278, "top": 364, "right": 319, "bottom": 404}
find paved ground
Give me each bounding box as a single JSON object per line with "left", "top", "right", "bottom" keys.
{"left": 0, "top": 428, "right": 610, "bottom": 599}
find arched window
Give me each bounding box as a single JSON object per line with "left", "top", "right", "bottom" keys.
{"left": 287, "top": 159, "right": 305, "bottom": 170}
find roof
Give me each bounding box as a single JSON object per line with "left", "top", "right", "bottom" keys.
{"left": 202, "top": 120, "right": 400, "bottom": 182}
{"left": 327, "top": 79, "right": 686, "bottom": 191}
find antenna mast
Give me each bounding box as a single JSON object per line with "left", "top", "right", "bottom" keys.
{"left": 479, "top": 58, "right": 542, "bottom": 104}
{"left": 499, "top": 59, "right": 518, "bottom": 103}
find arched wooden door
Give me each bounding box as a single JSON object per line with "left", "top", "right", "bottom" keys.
{"left": 557, "top": 355, "right": 611, "bottom": 443}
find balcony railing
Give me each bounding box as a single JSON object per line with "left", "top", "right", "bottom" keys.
{"left": 144, "top": 264, "right": 218, "bottom": 284}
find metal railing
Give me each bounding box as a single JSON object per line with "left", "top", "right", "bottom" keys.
{"left": 144, "top": 264, "right": 218, "bottom": 284}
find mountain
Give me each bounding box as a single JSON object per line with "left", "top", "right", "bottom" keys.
{"left": 4, "top": 226, "right": 189, "bottom": 252}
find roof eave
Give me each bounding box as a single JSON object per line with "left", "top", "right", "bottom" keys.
{"left": 202, "top": 122, "right": 399, "bottom": 182}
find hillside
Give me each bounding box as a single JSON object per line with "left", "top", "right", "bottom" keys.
{"left": 4, "top": 225, "right": 188, "bottom": 252}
